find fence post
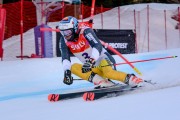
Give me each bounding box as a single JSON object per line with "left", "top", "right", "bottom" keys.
{"left": 178, "top": 7, "right": 180, "bottom": 45}
{"left": 118, "top": 6, "right": 120, "bottom": 29}
{"left": 101, "top": 4, "right": 103, "bottom": 29}
{"left": 147, "top": 4, "right": 150, "bottom": 52}
{"left": 164, "top": 10, "right": 167, "bottom": 49}
{"left": 0, "top": 8, "right": 6, "bottom": 61}
{"left": 20, "top": 0, "right": 24, "bottom": 60}
{"left": 90, "top": 0, "right": 95, "bottom": 19}
{"left": 80, "top": 3, "right": 84, "bottom": 22}
{"left": 138, "top": 11, "right": 140, "bottom": 52}
{"left": 134, "top": 9, "right": 138, "bottom": 53}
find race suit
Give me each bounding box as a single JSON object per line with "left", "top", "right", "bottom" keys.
{"left": 59, "top": 27, "right": 127, "bottom": 83}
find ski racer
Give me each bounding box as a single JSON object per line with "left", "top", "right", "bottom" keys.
{"left": 58, "top": 16, "right": 143, "bottom": 88}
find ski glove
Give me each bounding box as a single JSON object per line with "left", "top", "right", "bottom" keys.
{"left": 82, "top": 58, "right": 95, "bottom": 73}
{"left": 63, "top": 70, "right": 73, "bottom": 85}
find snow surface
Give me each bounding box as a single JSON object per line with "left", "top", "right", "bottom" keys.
{"left": 0, "top": 3, "right": 180, "bottom": 120}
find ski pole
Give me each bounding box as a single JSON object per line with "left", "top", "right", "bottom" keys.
{"left": 93, "top": 55, "right": 178, "bottom": 68}
{"left": 40, "top": 28, "right": 60, "bottom": 32}
{"left": 73, "top": 78, "right": 156, "bottom": 85}
{"left": 90, "top": 0, "right": 96, "bottom": 19}
{"left": 115, "top": 55, "right": 177, "bottom": 65}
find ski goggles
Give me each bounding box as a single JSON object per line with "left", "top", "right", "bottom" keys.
{"left": 61, "top": 29, "right": 73, "bottom": 40}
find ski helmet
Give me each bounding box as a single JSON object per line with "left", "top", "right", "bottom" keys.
{"left": 58, "top": 16, "right": 79, "bottom": 33}
{"left": 58, "top": 16, "right": 79, "bottom": 41}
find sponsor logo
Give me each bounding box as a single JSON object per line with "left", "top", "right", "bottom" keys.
{"left": 86, "top": 33, "right": 98, "bottom": 43}
{"left": 70, "top": 40, "right": 86, "bottom": 50}
{"left": 108, "top": 43, "right": 128, "bottom": 49}
{"left": 59, "top": 23, "right": 69, "bottom": 29}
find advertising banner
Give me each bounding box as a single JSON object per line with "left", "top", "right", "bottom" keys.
{"left": 34, "top": 24, "right": 53, "bottom": 58}
{"left": 94, "top": 29, "right": 135, "bottom": 55}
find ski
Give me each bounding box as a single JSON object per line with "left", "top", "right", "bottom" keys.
{"left": 48, "top": 84, "right": 128, "bottom": 102}
{"left": 48, "top": 79, "right": 155, "bottom": 102}
{"left": 82, "top": 79, "right": 157, "bottom": 101}
{"left": 83, "top": 86, "right": 139, "bottom": 101}
{"left": 48, "top": 91, "right": 84, "bottom": 102}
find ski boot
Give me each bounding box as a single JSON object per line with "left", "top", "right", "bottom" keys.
{"left": 88, "top": 72, "right": 116, "bottom": 88}
{"left": 125, "top": 74, "right": 143, "bottom": 88}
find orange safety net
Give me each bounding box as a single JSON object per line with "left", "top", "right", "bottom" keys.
{"left": 48, "top": 4, "right": 111, "bottom": 22}
{"left": 3, "top": 1, "right": 37, "bottom": 40}
{"left": 2, "top": 1, "right": 112, "bottom": 40}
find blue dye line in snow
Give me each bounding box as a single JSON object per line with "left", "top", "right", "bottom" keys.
{"left": 0, "top": 83, "right": 92, "bottom": 101}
